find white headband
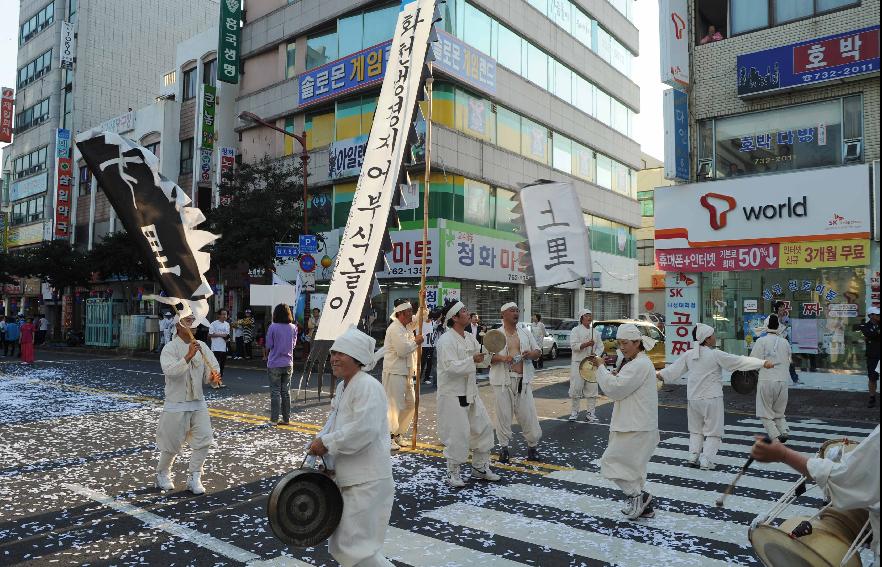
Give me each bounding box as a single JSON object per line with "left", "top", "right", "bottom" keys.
{"left": 500, "top": 302, "right": 518, "bottom": 312}
{"left": 391, "top": 302, "right": 413, "bottom": 319}
{"left": 578, "top": 308, "right": 593, "bottom": 319}
{"left": 444, "top": 301, "right": 466, "bottom": 323}
{"left": 616, "top": 323, "right": 657, "bottom": 351}
{"left": 692, "top": 323, "right": 714, "bottom": 359}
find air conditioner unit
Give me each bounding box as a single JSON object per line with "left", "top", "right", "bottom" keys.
{"left": 844, "top": 139, "right": 862, "bottom": 162}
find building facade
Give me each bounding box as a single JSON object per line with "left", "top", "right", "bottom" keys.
{"left": 654, "top": 0, "right": 880, "bottom": 373}
{"left": 238, "top": 0, "right": 642, "bottom": 334}
{"left": 635, "top": 153, "right": 674, "bottom": 317}
{"left": 1, "top": 0, "right": 217, "bottom": 316}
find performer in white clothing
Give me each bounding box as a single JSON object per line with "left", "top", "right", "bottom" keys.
{"left": 489, "top": 302, "right": 543, "bottom": 463}
{"left": 568, "top": 308, "right": 605, "bottom": 422}
{"left": 750, "top": 314, "right": 792, "bottom": 441}
{"left": 659, "top": 323, "right": 773, "bottom": 470}
{"left": 156, "top": 313, "right": 221, "bottom": 495}
{"left": 588, "top": 323, "right": 660, "bottom": 520}
{"left": 751, "top": 425, "right": 880, "bottom": 562}
{"left": 308, "top": 326, "right": 395, "bottom": 567}
{"left": 157, "top": 311, "right": 175, "bottom": 352}
{"left": 435, "top": 301, "right": 500, "bottom": 487}
{"left": 382, "top": 299, "right": 423, "bottom": 450}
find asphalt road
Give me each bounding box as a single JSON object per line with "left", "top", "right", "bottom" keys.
{"left": 0, "top": 350, "right": 878, "bottom": 567}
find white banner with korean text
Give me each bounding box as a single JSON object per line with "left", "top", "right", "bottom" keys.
{"left": 315, "top": 0, "right": 436, "bottom": 341}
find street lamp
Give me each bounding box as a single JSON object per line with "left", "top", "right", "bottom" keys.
{"left": 237, "top": 111, "right": 310, "bottom": 235}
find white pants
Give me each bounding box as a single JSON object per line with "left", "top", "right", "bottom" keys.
{"left": 492, "top": 378, "right": 542, "bottom": 448}
{"left": 569, "top": 362, "right": 598, "bottom": 414}
{"left": 382, "top": 372, "right": 415, "bottom": 437}
{"left": 437, "top": 394, "right": 494, "bottom": 468}
{"left": 155, "top": 410, "right": 213, "bottom": 473}
{"left": 329, "top": 476, "right": 395, "bottom": 567}
{"left": 687, "top": 397, "right": 724, "bottom": 462}
{"left": 757, "top": 381, "right": 789, "bottom": 439}
{"left": 601, "top": 430, "right": 660, "bottom": 497}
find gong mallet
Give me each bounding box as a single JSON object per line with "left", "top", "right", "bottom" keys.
{"left": 715, "top": 435, "right": 771, "bottom": 508}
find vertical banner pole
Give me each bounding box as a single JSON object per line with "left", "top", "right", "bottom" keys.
{"left": 412, "top": 70, "right": 433, "bottom": 450}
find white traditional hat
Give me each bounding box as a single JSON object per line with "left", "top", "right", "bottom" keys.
{"left": 390, "top": 301, "right": 413, "bottom": 319}
{"left": 692, "top": 323, "right": 715, "bottom": 359}
{"left": 578, "top": 308, "right": 593, "bottom": 319}
{"left": 616, "top": 323, "right": 657, "bottom": 351}
{"left": 331, "top": 325, "right": 377, "bottom": 368}
{"left": 500, "top": 302, "right": 518, "bottom": 312}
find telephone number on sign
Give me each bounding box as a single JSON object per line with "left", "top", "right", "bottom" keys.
{"left": 507, "top": 273, "right": 529, "bottom": 282}
{"left": 387, "top": 266, "right": 431, "bottom": 276}
{"left": 801, "top": 63, "right": 876, "bottom": 82}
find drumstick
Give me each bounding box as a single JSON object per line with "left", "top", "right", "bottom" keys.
{"left": 715, "top": 435, "right": 771, "bottom": 507}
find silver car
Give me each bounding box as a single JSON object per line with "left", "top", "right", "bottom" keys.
{"left": 550, "top": 319, "right": 579, "bottom": 352}
{"left": 525, "top": 323, "right": 559, "bottom": 360}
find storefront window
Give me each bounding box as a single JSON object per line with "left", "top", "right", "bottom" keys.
{"left": 715, "top": 99, "right": 848, "bottom": 178}
{"left": 701, "top": 268, "right": 867, "bottom": 371}
{"left": 586, "top": 291, "right": 632, "bottom": 320}
{"left": 520, "top": 117, "right": 549, "bottom": 164}
{"left": 532, "top": 286, "right": 574, "bottom": 322}
{"left": 461, "top": 281, "right": 518, "bottom": 324}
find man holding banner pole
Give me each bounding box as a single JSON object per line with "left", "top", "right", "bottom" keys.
{"left": 383, "top": 299, "right": 423, "bottom": 451}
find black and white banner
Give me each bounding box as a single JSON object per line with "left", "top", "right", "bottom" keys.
{"left": 77, "top": 130, "right": 218, "bottom": 326}
{"left": 316, "top": 0, "right": 436, "bottom": 341}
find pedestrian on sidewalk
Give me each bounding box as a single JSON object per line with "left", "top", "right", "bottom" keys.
{"left": 773, "top": 301, "right": 800, "bottom": 384}
{"left": 531, "top": 314, "right": 547, "bottom": 369}
{"left": 0, "top": 316, "right": 6, "bottom": 356}
{"left": 155, "top": 312, "right": 221, "bottom": 495}
{"left": 4, "top": 317, "right": 20, "bottom": 358}
{"left": 208, "top": 309, "right": 230, "bottom": 389}
{"left": 265, "top": 303, "right": 297, "bottom": 425}
{"left": 231, "top": 311, "right": 245, "bottom": 359}
{"left": 19, "top": 317, "right": 36, "bottom": 365}
{"left": 35, "top": 314, "right": 48, "bottom": 345}
{"left": 751, "top": 314, "right": 792, "bottom": 442}
{"left": 241, "top": 309, "right": 255, "bottom": 359}
{"left": 861, "top": 306, "right": 880, "bottom": 408}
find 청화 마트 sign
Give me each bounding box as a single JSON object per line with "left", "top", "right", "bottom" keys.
{"left": 737, "top": 26, "right": 879, "bottom": 97}
{"left": 299, "top": 42, "right": 392, "bottom": 108}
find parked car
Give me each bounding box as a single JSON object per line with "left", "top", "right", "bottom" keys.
{"left": 637, "top": 312, "right": 665, "bottom": 331}
{"left": 525, "top": 323, "right": 559, "bottom": 360}
{"left": 592, "top": 319, "right": 667, "bottom": 370}
{"left": 549, "top": 319, "right": 579, "bottom": 352}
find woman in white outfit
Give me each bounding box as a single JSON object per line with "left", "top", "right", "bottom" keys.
{"left": 308, "top": 326, "right": 395, "bottom": 567}
{"left": 750, "top": 314, "right": 792, "bottom": 442}
{"left": 588, "top": 323, "right": 660, "bottom": 520}
{"left": 659, "top": 323, "right": 773, "bottom": 470}
{"left": 568, "top": 308, "right": 605, "bottom": 422}
{"left": 435, "top": 301, "right": 501, "bottom": 487}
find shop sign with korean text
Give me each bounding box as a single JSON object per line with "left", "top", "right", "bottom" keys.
{"left": 656, "top": 243, "right": 779, "bottom": 272}
{"left": 299, "top": 41, "right": 391, "bottom": 108}
{"left": 59, "top": 21, "right": 75, "bottom": 69}
{"left": 199, "top": 149, "right": 212, "bottom": 184}
{"left": 655, "top": 164, "right": 871, "bottom": 250}
{"left": 217, "top": 0, "right": 241, "bottom": 84}
{"left": 431, "top": 29, "right": 496, "bottom": 96}
{"left": 328, "top": 135, "right": 368, "bottom": 179}
{"left": 54, "top": 157, "right": 73, "bottom": 238}
{"left": 315, "top": 0, "right": 435, "bottom": 341}
{"left": 737, "top": 26, "right": 879, "bottom": 97}
{"left": 425, "top": 281, "right": 461, "bottom": 309}
{"left": 664, "top": 271, "right": 699, "bottom": 363}
{"left": 100, "top": 110, "right": 136, "bottom": 134}
{"left": 200, "top": 85, "right": 216, "bottom": 150}
{"left": 780, "top": 240, "right": 869, "bottom": 268}
{"left": 663, "top": 88, "right": 689, "bottom": 181}
{"left": 659, "top": 0, "right": 689, "bottom": 89}
{"left": 443, "top": 225, "right": 528, "bottom": 284}
{"left": 379, "top": 228, "right": 440, "bottom": 279}
{"left": 0, "top": 87, "right": 13, "bottom": 143}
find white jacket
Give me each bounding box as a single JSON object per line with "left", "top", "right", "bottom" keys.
{"left": 383, "top": 319, "right": 418, "bottom": 376}
{"left": 750, "top": 334, "right": 792, "bottom": 383}
{"left": 569, "top": 324, "right": 604, "bottom": 362}
{"left": 596, "top": 352, "right": 658, "bottom": 432}
{"left": 159, "top": 336, "right": 219, "bottom": 404}
{"left": 488, "top": 324, "right": 540, "bottom": 386}
{"left": 435, "top": 329, "right": 481, "bottom": 403}
{"left": 660, "top": 346, "right": 765, "bottom": 400}
{"left": 321, "top": 372, "right": 393, "bottom": 488}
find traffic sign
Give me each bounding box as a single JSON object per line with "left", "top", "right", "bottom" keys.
{"left": 299, "top": 234, "right": 318, "bottom": 254}
{"left": 275, "top": 243, "right": 299, "bottom": 258}
{"left": 299, "top": 254, "right": 316, "bottom": 273}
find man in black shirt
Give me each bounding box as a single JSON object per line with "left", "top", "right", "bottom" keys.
{"left": 861, "top": 307, "right": 880, "bottom": 408}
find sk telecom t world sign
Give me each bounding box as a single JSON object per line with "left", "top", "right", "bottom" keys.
{"left": 217, "top": 0, "right": 241, "bottom": 84}
{"left": 737, "top": 26, "right": 880, "bottom": 97}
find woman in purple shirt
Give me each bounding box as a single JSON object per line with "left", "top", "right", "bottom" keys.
{"left": 264, "top": 303, "right": 298, "bottom": 425}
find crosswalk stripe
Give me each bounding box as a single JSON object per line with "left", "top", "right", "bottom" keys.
{"left": 724, "top": 424, "right": 863, "bottom": 441}
{"left": 720, "top": 431, "right": 824, "bottom": 447}
{"left": 661, "top": 436, "right": 816, "bottom": 455}
{"left": 737, "top": 419, "right": 875, "bottom": 435}
{"left": 246, "top": 556, "right": 315, "bottom": 567}
{"left": 384, "top": 526, "right": 527, "bottom": 566}
{"left": 493, "top": 483, "right": 750, "bottom": 547}
{"left": 546, "top": 469, "right": 818, "bottom": 518}
{"left": 590, "top": 458, "right": 818, "bottom": 497}
{"left": 652, "top": 446, "right": 800, "bottom": 475}
{"left": 423, "top": 503, "right": 735, "bottom": 567}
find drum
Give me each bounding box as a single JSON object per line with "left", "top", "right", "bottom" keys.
{"left": 482, "top": 328, "right": 506, "bottom": 354}
{"left": 267, "top": 461, "right": 343, "bottom": 547}
{"left": 731, "top": 369, "right": 759, "bottom": 394}
{"left": 817, "top": 438, "right": 859, "bottom": 463}
{"left": 579, "top": 357, "right": 598, "bottom": 382}
{"left": 750, "top": 508, "right": 869, "bottom": 567}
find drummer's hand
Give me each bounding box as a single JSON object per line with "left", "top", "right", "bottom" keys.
{"left": 655, "top": 371, "right": 664, "bottom": 381}
{"left": 763, "top": 360, "right": 775, "bottom": 369}
{"left": 308, "top": 437, "right": 328, "bottom": 456}
{"left": 587, "top": 340, "right": 594, "bottom": 347}
{"left": 505, "top": 355, "right": 514, "bottom": 363}
{"left": 750, "top": 435, "right": 786, "bottom": 462}
{"left": 472, "top": 353, "right": 485, "bottom": 363}
{"left": 588, "top": 356, "right": 602, "bottom": 368}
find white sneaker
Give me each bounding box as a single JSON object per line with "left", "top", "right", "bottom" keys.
{"left": 186, "top": 472, "right": 205, "bottom": 495}
{"left": 686, "top": 453, "right": 700, "bottom": 468}
{"left": 622, "top": 492, "right": 652, "bottom": 520}
{"left": 155, "top": 471, "right": 174, "bottom": 491}
{"left": 447, "top": 465, "right": 466, "bottom": 488}
{"left": 472, "top": 465, "right": 500, "bottom": 482}
{"left": 390, "top": 437, "right": 401, "bottom": 451}
{"left": 699, "top": 456, "right": 715, "bottom": 471}
{"left": 568, "top": 412, "right": 578, "bottom": 422}
{"left": 584, "top": 412, "right": 599, "bottom": 423}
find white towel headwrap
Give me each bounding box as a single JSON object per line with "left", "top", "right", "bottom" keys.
{"left": 691, "top": 323, "right": 715, "bottom": 359}
{"left": 390, "top": 301, "right": 413, "bottom": 320}
{"left": 616, "top": 323, "right": 657, "bottom": 351}
{"left": 331, "top": 325, "right": 383, "bottom": 371}
{"left": 500, "top": 302, "right": 518, "bottom": 312}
